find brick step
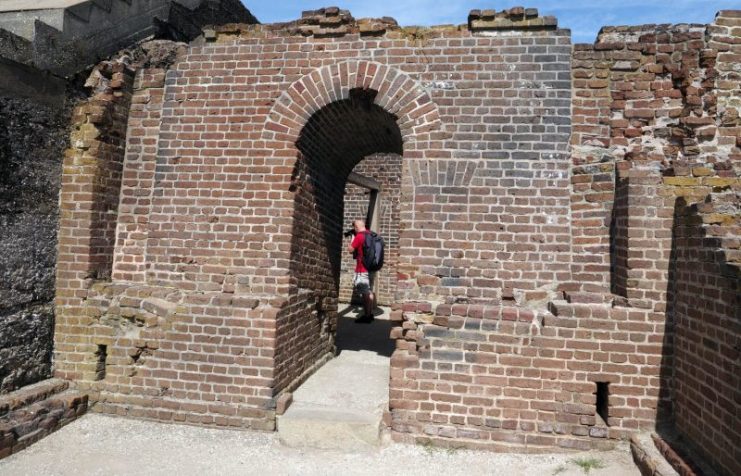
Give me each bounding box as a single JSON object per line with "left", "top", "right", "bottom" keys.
{"left": 0, "top": 378, "right": 69, "bottom": 416}
{"left": 277, "top": 351, "right": 389, "bottom": 451}
{"left": 0, "top": 383, "right": 88, "bottom": 459}
{"left": 2, "top": 390, "right": 84, "bottom": 436}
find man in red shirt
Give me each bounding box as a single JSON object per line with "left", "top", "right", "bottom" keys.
{"left": 347, "top": 219, "right": 376, "bottom": 323}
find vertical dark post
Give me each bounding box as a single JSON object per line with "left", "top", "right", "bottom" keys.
{"left": 366, "top": 190, "right": 381, "bottom": 296}
{"left": 366, "top": 189, "right": 379, "bottom": 230}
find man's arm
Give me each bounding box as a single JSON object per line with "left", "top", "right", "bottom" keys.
{"left": 348, "top": 232, "right": 361, "bottom": 254}
{"left": 347, "top": 233, "right": 357, "bottom": 254}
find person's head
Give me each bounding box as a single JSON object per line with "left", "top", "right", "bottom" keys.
{"left": 353, "top": 219, "right": 366, "bottom": 233}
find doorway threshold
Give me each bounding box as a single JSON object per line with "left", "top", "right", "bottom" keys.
{"left": 277, "top": 306, "right": 392, "bottom": 451}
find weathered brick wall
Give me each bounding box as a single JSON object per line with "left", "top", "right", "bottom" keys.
{"left": 562, "top": 9, "right": 740, "bottom": 472}
{"left": 0, "top": 39, "right": 245, "bottom": 397}
{"left": 669, "top": 194, "right": 739, "bottom": 476}
{"left": 571, "top": 11, "right": 740, "bottom": 279}
{"left": 339, "top": 153, "right": 402, "bottom": 306}
{"left": 54, "top": 59, "right": 135, "bottom": 380}
{"left": 56, "top": 56, "right": 277, "bottom": 429}
{"left": 111, "top": 67, "right": 168, "bottom": 282}
{"left": 391, "top": 9, "right": 739, "bottom": 456}
{"left": 50, "top": 6, "right": 739, "bottom": 463}
{"left": 391, "top": 298, "right": 675, "bottom": 450}
{"left": 54, "top": 6, "right": 571, "bottom": 430}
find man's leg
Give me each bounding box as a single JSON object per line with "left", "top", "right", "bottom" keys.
{"left": 355, "top": 273, "right": 374, "bottom": 323}
{"left": 363, "top": 290, "right": 374, "bottom": 318}
{"left": 366, "top": 272, "right": 377, "bottom": 318}
{"left": 356, "top": 291, "right": 374, "bottom": 323}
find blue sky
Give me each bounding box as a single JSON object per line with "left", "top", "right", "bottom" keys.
{"left": 241, "top": 1, "right": 738, "bottom": 44}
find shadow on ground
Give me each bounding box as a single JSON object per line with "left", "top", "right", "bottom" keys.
{"left": 335, "top": 305, "right": 395, "bottom": 357}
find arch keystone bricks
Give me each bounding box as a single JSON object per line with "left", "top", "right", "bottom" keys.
{"left": 263, "top": 60, "right": 442, "bottom": 149}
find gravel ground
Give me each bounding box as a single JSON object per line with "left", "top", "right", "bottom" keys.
{"left": 0, "top": 414, "right": 640, "bottom": 476}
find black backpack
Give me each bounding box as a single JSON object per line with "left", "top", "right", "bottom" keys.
{"left": 362, "top": 231, "right": 384, "bottom": 272}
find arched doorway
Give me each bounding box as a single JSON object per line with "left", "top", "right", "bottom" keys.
{"left": 275, "top": 88, "right": 403, "bottom": 388}
{"left": 260, "top": 60, "right": 442, "bottom": 397}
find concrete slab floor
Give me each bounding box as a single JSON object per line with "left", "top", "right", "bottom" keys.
{"left": 0, "top": 413, "right": 641, "bottom": 476}
{"left": 276, "top": 305, "right": 392, "bottom": 450}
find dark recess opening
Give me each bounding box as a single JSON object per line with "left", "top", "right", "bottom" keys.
{"left": 95, "top": 344, "right": 107, "bottom": 381}
{"left": 596, "top": 381, "right": 609, "bottom": 425}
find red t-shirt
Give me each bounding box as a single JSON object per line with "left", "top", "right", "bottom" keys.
{"left": 351, "top": 231, "right": 368, "bottom": 273}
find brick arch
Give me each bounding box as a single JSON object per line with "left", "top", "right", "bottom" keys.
{"left": 262, "top": 60, "right": 442, "bottom": 149}
{"left": 266, "top": 61, "right": 441, "bottom": 395}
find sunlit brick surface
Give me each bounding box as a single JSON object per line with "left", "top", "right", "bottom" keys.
{"left": 51, "top": 8, "right": 739, "bottom": 470}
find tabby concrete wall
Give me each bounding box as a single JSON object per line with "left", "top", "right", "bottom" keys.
{"left": 0, "top": 84, "right": 76, "bottom": 393}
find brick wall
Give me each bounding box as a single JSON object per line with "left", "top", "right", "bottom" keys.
{"left": 669, "top": 194, "right": 739, "bottom": 476}
{"left": 563, "top": 10, "right": 740, "bottom": 473}
{"left": 54, "top": 59, "right": 135, "bottom": 384}
{"left": 339, "top": 152, "right": 402, "bottom": 306}
{"left": 54, "top": 6, "right": 571, "bottom": 431}
{"left": 56, "top": 58, "right": 277, "bottom": 429}
{"left": 50, "top": 6, "right": 740, "bottom": 463}
{"left": 569, "top": 13, "right": 738, "bottom": 294}
{"left": 390, "top": 8, "right": 739, "bottom": 458}
{"left": 390, "top": 298, "right": 676, "bottom": 450}
{"left": 112, "top": 67, "right": 169, "bottom": 283}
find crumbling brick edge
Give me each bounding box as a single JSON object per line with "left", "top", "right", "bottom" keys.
{"left": 0, "top": 378, "right": 88, "bottom": 460}
{"left": 629, "top": 432, "right": 706, "bottom": 476}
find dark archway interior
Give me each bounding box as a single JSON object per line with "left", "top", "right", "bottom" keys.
{"left": 291, "top": 88, "right": 402, "bottom": 291}
{"left": 272, "top": 89, "right": 402, "bottom": 392}
{"left": 296, "top": 88, "right": 403, "bottom": 182}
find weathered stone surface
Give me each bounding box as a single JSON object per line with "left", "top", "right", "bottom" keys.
{"left": 0, "top": 306, "right": 54, "bottom": 393}
{"left": 0, "top": 92, "right": 77, "bottom": 393}
{"left": 0, "top": 0, "right": 257, "bottom": 76}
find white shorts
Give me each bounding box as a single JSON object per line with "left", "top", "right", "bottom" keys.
{"left": 353, "top": 272, "right": 372, "bottom": 294}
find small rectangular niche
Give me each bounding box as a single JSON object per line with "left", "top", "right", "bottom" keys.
{"left": 595, "top": 381, "right": 609, "bottom": 426}
{"left": 95, "top": 344, "right": 107, "bottom": 381}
